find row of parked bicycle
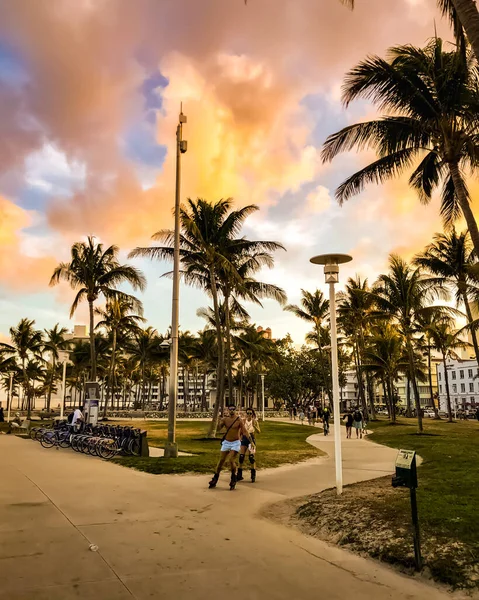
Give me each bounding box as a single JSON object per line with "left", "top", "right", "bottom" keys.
{"left": 29, "top": 422, "right": 144, "bottom": 460}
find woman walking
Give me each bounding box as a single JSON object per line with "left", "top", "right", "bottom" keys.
{"left": 237, "top": 408, "right": 261, "bottom": 483}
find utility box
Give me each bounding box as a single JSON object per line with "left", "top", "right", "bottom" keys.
{"left": 392, "top": 449, "right": 417, "bottom": 489}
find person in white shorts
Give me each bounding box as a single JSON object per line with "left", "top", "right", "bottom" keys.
{"left": 209, "top": 404, "right": 252, "bottom": 490}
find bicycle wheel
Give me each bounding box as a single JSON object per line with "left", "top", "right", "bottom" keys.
{"left": 40, "top": 431, "right": 56, "bottom": 448}
{"left": 88, "top": 438, "right": 100, "bottom": 456}
{"left": 128, "top": 437, "right": 141, "bottom": 457}
{"left": 34, "top": 428, "right": 46, "bottom": 441}
{"left": 59, "top": 432, "right": 71, "bottom": 448}
{"left": 81, "top": 437, "right": 91, "bottom": 454}
{"left": 98, "top": 439, "right": 118, "bottom": 460}
{"left": 29, "top": 427, "right": 38, "bottom": 440}
{"left": 71, "top": 435, "right": 81, "bottom": 452}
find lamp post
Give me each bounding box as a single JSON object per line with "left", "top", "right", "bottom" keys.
{"left": 166, "top": 104, "right": 188, "bottom": 456}
{"left": 311, "top": 253, "right": 352, "bottom": 495}
{"left": 260, "top": 374, "right": 265, "bottom": 421}
{"left": 7, "top": 372, "right": 14, "bottom": 423}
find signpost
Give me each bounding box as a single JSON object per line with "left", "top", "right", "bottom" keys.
{"left": 392, "top": 449, "right": 422, "bottom": 570}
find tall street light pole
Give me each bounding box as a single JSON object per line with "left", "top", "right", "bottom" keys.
{"left": 310, "top": 253, "right": 352, "bottom": 495}
{"left": 165, "top": 105, "right": 187, "bottom": 459}
{"left": 261, "top": 374, "right": 265, "bottom": 422}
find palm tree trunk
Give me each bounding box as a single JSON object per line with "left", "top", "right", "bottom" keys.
{"left": 449, "top": 161, "right": 479, "bottom": 255}
{"left": 461, "top": 289, "right": 479, "bottom": 364}
{"left": 427, "top": 342, "right": 438, "bottom": 418}
{"left": 223, "top": 292, "right": 234, "bottom": 404}
{"left": 47, "top": 357, "right": 56, "bottom": 412}
{"left": 201, "top": 370, "right": 207, "bottom": 410}
{"left": 442, "top": 354, "right": 453, "bottom": 422}
{"left": 388, "top": 377, "right": 397, "bottom": 423}
{"left": 103, "top": 329, "right": 117, "bottom": 417}
{"left": 88, "top": 300, "right": 96, "bottom": 381}
{"left": 406, "top": 336, "right": 423, "bottom": 432}
{"left": 406, "top": 376, "right": 412, "bottom": 417}
{"left": 452, "top": 0, "right": 479, "bottom": 64}
{"left": 208, "top": 270, "right": 225, "bottom": 438}
{"left": 381, "top": 378, "right": 391, "bottom": 419}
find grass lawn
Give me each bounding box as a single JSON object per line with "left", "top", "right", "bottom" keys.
{"left": 113, "top": 420, "right": 322, "bottom": 475}
{"left": 294, "top": 417, "right": 479, "bottom": 589}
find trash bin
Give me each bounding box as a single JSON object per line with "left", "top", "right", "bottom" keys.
{"left": 140, "top": 430, "right": 149, "bottom": 457}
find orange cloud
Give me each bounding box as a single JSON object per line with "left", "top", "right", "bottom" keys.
{"left": 0, "top": 195, "right": 57, "bottom": 291}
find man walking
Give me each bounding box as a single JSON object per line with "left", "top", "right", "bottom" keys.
{"left": 209, "top": 404, "right": 253, "bottom": 490}
{"left": 353, "top": 407, "right": 363, "bottom": 439}
{"left": 322, "top": 404, "right": 331, "bottom": 436}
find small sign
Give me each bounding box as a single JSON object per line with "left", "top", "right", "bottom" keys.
{"left": 85, "top": 382, "right": 100, "bottom": 400}
{"left": 396, "top": 449, "right": 415, "bottom": 469}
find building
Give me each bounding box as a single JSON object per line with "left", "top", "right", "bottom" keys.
{"left": 436, "top": 358, "right": 479, "bottom": 412}
{"left": 257, "top": 326, "right": 272, "bottom": 340}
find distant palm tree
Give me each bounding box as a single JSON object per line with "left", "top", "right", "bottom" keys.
{"left": 127, "top": 327, "right": 159, "bottom": 411}
{"left": 50, "top": 236, "right": 146, "bottom": 381}
{"left": 95, "top": 298, "right": 144, "bottom": 415}
{"left": 43, "top": 324, "right": 70, "bottom": 411}
{"left": 371, "top": 255, "right": 450, "bottom": 432}
{"left": 322, "top": 38, "right": 479, "bottom": 256}
{"left": 130, "top": 198, "right": 284, "bottom": 436}
{"left": 363, "top": 324, "right": 409, "bottom": 422}
{"left": 414, "top": 230, "right": 479, "bottom": 364}
{"left": 1, "top": 318, "right": 44, "bottom": 417}
{"left": 285, "top": 290, "right": 332, "bottom": 401}
{"left": 337, "top": 276, "right": 376, "bottom": 418}
{"left": 424, "top": 321, "right": 470, "bottom": 422}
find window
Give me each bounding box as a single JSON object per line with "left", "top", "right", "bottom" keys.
{"left": 440, "top": 384, "right": 443, "bottom": 393}
{"left": 438, "top": 372, "right": 441, "bottom": 381}
{"left": 461, "top": 383, "right": 466, "bottom": 393}
{"left": 471, "top": 397, "right": 475, "bottom": 404}
{"left": 460, "top": 370, "right": 464, "bottom": 379}
{"left": 452, "top": 371, "right": 456, "bottom": 380}
{"left": 469, "top": 369, "right": 474, "bottom": 378}
{"left": 452, "top": 384, "right": 457, "bottom": 393}
{"left": 470, "top": 382, "right": 474, "bottom": 392}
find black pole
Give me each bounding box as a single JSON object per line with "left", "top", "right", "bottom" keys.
{"left": 410, "top": 487, "right": 422, "bottom": 570}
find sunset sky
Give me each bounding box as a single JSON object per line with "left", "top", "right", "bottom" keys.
{"left": 0, "top": 0, "right": 460, "bottom": 343}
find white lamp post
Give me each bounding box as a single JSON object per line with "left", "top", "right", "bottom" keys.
{"left": 7, "top": 372, "right": 14, "bottom": 423}
{"left": 311, "top": 253, "right": 352, "bottom": 495}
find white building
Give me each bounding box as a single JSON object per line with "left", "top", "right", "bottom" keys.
{"left": 436, "top": 358, "right": 479, "bottom": 412}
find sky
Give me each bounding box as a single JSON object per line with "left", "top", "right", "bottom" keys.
{"left": 0, "top": 0, "right": 462, "bottom": 344}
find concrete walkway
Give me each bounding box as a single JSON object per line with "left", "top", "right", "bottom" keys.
{"left": 0, "top": 428, "right": 453, "bottom": 599}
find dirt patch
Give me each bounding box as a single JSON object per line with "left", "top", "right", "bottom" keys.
{"left": 262, "top": 476, "right": 479, "bottom": 591}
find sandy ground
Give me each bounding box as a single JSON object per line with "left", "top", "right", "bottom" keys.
{"left": 0, "top": 426, "right": 457, "bottom": 599}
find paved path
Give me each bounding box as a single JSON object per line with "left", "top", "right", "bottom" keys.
{"left": 0, "top": 428, "right": 453, "bottom": 599}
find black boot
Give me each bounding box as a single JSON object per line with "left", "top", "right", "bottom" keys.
{"left": 229, "top": 472, "right": 237, "bottom": 490}
{"left": 237, "top": 468, "right": 244, "bottom": 481}
{"left": 251, "top": 468, "right": 256, "bottom": 483}
{"left": 208, "top": 473, "right": 219, "bottom": 488}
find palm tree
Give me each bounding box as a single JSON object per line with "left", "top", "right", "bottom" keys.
{"left": 95, "top": 298, "right": 144, "bottom": 415}
{"left": 337, "top": 276, "right": 376, "bottom": 418}
{"left": 127, "top": 327, "right": 159, "bottom": 410}
{"left": 371, "top": 255, "right": 450, "bottom": 432}
{"left": 322, "top": 38, "right": 479, "bottom": 256}
{"left": 424, "top": 320, "right": 470, "bottom": 422}
{"left": 285, "top": 290, "right": 332, "bottom": 402}
{"left": 50, "top": 236, "right": 146, "bottom": 381}
{"left": 441, "top": 0, "right": 479, "bottom": 62}
{"left": 43, "top": 324, "right": 70, "bottom": 411}
{"left": 130, "top": 198, "right": 283, "bottom": 436}
{"left": 363, "top": 324, "right": 409, "bottom": 422}
{"left": 0, "top": 318, "right": 44, "bottom": 417}
{"left": 414, "top": 230, "right": 479, "bottom": 365}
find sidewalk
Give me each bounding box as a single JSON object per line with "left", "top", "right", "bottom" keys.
{"left": 0, "top": 429, "right": 451, "bottom": 600}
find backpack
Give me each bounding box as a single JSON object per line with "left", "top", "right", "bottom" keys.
{"left": 353, "top": 410, "right": 362, "bottom": 422}
{"left": 67, "top": 412, "right": 74, "bottom": 424}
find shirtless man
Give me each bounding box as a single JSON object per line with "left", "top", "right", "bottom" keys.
{"left": 209, "top": 404, "right": 253, "bottom": 490}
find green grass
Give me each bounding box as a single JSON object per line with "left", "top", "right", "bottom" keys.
{"left": 368, "top": 418, "right": 479, "bottom": 548}
{"left": 113, "top": 420, "right": 322, "bottom": 474}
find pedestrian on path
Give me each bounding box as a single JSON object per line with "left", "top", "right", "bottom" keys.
{"left": 209, "top": 404, "right": 253, "bottom": 490}
{"left": 299, "top": 408, "right": 305, "bottom": 425}
{"left": 322, "top": 404, "right": 331, "bottom": 436}
{"left": 292, "top": 405, "right": 297, "bottom": 420}
{"left": 353, "top": 408, "right": 363, "bottom": 439}
{"left": 342, "top": 410, "right": 353, "bottom": 438}
{"left": 0, "top": 404, "right": 4, "bottom": 423}
{"left": 237, "top": 407, "right": 260, "bottom": 483}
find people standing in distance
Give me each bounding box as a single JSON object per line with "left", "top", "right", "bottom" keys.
{"left": 352, "top": 407, "right": 363, "bottom": 439}
{"left": 237, "top": 407, "right": 261, "bottom": 483}
{"left": 292, "top": 405, "right": 297, "bottom": 421}
{"left": 299, "top": 408, "right": 305, "bottom": 425}
{"left": 0, "top": 403, "right": 4, "bottom": 423}
{"left": 209, "top": 404, "right": 253, "bottom": 490}
{"left": 71, "top": 405, "right": 84, "bottom": 432}
{"left": 343, "top": 409, "right": 353, "bottom": 439}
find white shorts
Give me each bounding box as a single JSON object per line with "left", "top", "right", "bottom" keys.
{"left": 221, "top": 439, "right": 241, "bottom": 453}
